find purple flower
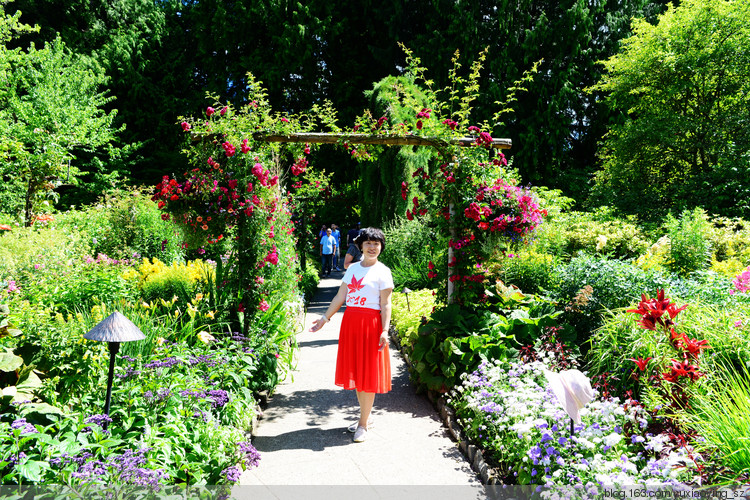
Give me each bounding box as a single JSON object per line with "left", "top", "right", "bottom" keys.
{"left": 207, "top": 389, "right": 230, "bottom": 409}
{"left": 85, "top": 414, "right": 113, "bottom": 428}
{"left": 238, "top": 441, "right": 261, "bottom": 469}
{"left": 144, "top": 357, "right": 181, "bottom": 370}
{"left": 11, "top": 418, "right": 37, "bottom": 435}
{"left": 221, "top": 465, "right": 242, "bottom": 483}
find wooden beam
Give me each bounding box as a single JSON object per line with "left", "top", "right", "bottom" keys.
{"left": 251, "top": 131, "right": 512, "bottom": 150}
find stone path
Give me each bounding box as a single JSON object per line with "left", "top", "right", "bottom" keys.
{"left": 239, "top": 269, "right": 480, "bottom": 486}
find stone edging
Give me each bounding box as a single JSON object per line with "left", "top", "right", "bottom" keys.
{"left": 389, "top": 325, "right": 502, "bottom": 485}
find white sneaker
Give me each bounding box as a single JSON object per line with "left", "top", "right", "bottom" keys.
{"left": 353, "top": 426, "right": 367, "bottom": 442}
{"left": 347, "top": 420, "right": 374, "bottom": 433}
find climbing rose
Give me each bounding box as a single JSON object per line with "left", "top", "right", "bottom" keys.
{"left": 181, "top": 122, "right": 191, "bottom": 131}
{"left": 259, "top": 300, "right": 270, "bottom": 312}
{"left": 206, "top": 107, "right": 215, "bottom": 116}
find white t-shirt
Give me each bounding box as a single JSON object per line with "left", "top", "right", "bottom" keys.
{"left": 342, "top": 261, "right": 394, "bottom": 311}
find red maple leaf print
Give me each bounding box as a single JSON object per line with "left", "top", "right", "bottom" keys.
{"left": 347, "top": 275, "right": 365, "bottom": 294}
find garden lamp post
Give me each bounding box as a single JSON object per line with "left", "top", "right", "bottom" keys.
{"left": 84, "top": 311, "right": 145, "bottom": 427}
{"left": 401, "top": 287, "right": 412, "bottom": 311}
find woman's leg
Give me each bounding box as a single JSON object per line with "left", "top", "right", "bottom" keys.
{"left": 355, "top": 390, "right": 375, "bottom": 428}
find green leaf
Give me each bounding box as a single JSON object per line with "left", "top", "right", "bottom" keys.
{"left": 0, "top": 350, "right": 23, "bottom": 372}
{"left": 17, "top": 460, "right": 46, "bottom": 482}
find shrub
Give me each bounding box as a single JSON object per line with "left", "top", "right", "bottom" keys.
{"left": 122, "top": 258, "right": 212, "bottom": 306}
{"left": 299, "top": 263, "right": 320, "bottom": 302}
{"left": 486, "top": 248, "right": 559, "bottom": 294}
{"left": 533, "top": 207, "right": 651, "bottom": 260}
{"left": 664, "top": 208, "right": 712, "bottom": 276}
{"left": 380, "top": 217, "right": 443, "bottom": 290}
{"left": 391, "top": 288, "right": 437, "bottom": 349}
{"left": 55, "top": 189, "right": 186, "bottom": 263}
{"left": 705, "top": 215, "right": 750, "bottom": 264}
{"left": 549, "top": 254, "right": 746, "bottom": 336}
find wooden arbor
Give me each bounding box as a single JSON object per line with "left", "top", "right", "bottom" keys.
{"left": 253, "top": 131, "right": 512, "bottom": 303}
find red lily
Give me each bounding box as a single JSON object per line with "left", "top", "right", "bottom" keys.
{"left": 680, "top": 335, "right": 710, "bottom": 359}
{"left": 628, "top": 357, "right": 653, "bottom": 371}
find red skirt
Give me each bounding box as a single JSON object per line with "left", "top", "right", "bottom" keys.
{"left": 335, "top": 307, "right": 391, "bottom": 393}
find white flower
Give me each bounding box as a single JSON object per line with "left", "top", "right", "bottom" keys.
{"left": 603, "top": 432, "right": 622, "bottom": 447}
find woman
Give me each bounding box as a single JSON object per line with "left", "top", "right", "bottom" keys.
{"left": 309, "top": 227, "right": 393, "bottom": 443}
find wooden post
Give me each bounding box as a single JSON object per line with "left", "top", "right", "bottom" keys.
{"left": 447, "top": 202, "right": 457, "bottom": 304}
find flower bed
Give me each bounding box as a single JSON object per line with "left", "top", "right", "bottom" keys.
{"left": 448, "top": 358, "right": 701, "bottom": 494}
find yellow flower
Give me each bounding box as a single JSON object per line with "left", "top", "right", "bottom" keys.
{"left": 195, "top": 293, "right": 204, "bottom": 302}
{"left": 142, "top": 302, "right": 151, "bottom": 309}
{"left": 156, "top": 337, "right": 166, "bottom": 346}
{"left": 197, "top": 331, "right": 215, "bottom": 344}
{"left": 174, "top": 309, "right": 180, "bottom": 318}
{"left": 205, "top": 310, "right": 216, "bottom": 320}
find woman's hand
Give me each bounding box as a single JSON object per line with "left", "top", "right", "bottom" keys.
{"left": 309, "top": 316, "right": 328, "bottom": 332}
{"left": 378, "top": 331, "right": 388, "bottom": 351}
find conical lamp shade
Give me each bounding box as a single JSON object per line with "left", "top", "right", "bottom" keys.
{"left": 84, "top": 311, "right": 146, "bottom": 343}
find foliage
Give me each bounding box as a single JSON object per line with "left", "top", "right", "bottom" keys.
{"left": 487, "top": 249, "right": 559, "bottom": 295}
{"left": 298, "top": 263, "right": 320, "bottom": 303}
{"left": 448, "top": 358, "right": 702, "bottom": 489}
{"left": 589, "top": 0, "right": 750, "bottom": 219}
{"left": 0, "top": 33, "right": 121, "bottom": 225}
{"left": 408, "top": 287, "right": 564, "bottom": 392}
{"left": 380, "top": 217, "right": 443, "bottom": 291}
{"left": 687, "top": 361, "right": 750, "bottom": 479}
{"left": 664, "top": 208, "right": 712, "bottom": 276}
{"left": 704, "top": 215, "right": 750, "bottom": 265}
{"left": 533, "top": 207, "right": 651, "bottom": 260}
{"left": 587, "top": 297, "right": 750, "bottom": 400}
{"left": 352, "top": 47, "right": 545, "bottom": 305}
{"left": 390, "top": 288, "right": 437, "bottom": 349}
{"left": 55, "top": 190, "right": 186, "bottom": 262}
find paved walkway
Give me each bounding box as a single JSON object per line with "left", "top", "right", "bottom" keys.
{"left": 240, "top": 269, "right": 480, "bottom": 486}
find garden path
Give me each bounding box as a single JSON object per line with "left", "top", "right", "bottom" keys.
{"left": 239, "top": 269, "right": 480, "bottom": 485}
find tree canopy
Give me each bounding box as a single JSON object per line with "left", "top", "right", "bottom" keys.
{"left": 590, "top": 0, "right": 750, "bottom": 219}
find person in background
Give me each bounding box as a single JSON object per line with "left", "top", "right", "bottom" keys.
{"left": 320, "top": 227, "right": 337, "bottom": 277}
{"left": 343, "top": 233, "right": 362, "bottom": 269}
{"left": 318, "top": 224, "right": 328, "bottom": 239}
{"left": 309, "top": 227, "right": 393, "bottom": 443}
{"left": 347, "top": 222, "right": 361, "bottom": 246}
{"left": 331, "top": 223, "right": 342, "bottom": 271}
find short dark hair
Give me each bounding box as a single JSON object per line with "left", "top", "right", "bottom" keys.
{"left": 355, "top": 227, "right": 386, "bottom": 252}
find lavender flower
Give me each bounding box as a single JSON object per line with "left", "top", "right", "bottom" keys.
{"left": 144, "top": 357, "right": 181, "bottom": 370}
{"left": 85, "top": 414, "right": 113, "bottom": 428}
{"left": 206, "top": 389, "right": 230, "bottom": 409}
{"left": 237, "top": 441, "right": 261, "bottom": 469}
{"left": 11, "top": 418, "right": 37, "bottom": 435}
{"left": 221, "top": 465, "right": 242, "bottom": 483}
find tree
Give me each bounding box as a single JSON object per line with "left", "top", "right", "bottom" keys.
{"left": 411, "top": 0, "right": 669, "bottom": 198}
{"left": 589, "top": 0, "right": 750, "bottom": 219}
{"left": 0, "top": 34, "right": 120, "bottom": 224}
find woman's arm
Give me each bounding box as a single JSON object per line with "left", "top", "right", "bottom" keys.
{"left": 343, "top": 252, "right": 354, "bottom": 269}
{"left": 309, "top": 282, "right": 348, "bottom": 332}
{"left": 378, "top": 288, "right": 393, "bottom": 351}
